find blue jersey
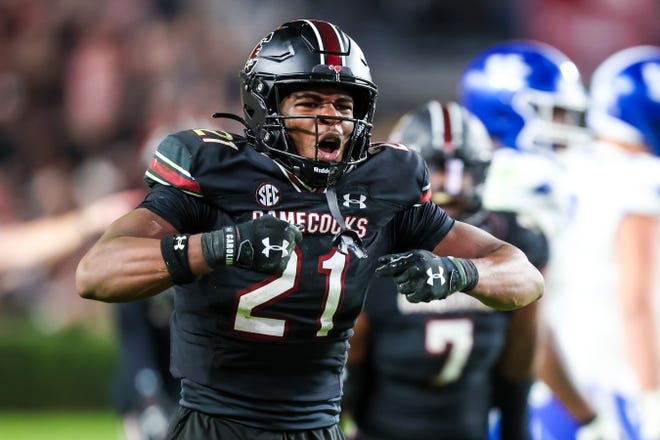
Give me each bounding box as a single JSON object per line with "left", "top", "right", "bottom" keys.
{"left": 139, "top": 128, "right": 454, "bottom": 430}
{"left": 352, "top": 211, "right": 548, "bottom": 440}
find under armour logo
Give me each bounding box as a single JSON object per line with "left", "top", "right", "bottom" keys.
{"left": 342, "top": 193, "right": 367, "bottom": 209}
{"left": 261, "top": 237, "right": 290, "bottom": 258}
{"left": 174, "top": 235, "right": 187, "bottom": 250}
{"left": 426, "top": 266, "right": 446, "bottom": 286}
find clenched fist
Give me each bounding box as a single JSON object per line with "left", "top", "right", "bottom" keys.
{"left": 375, "top": 249, "right": 479, "bottom": 303}
{"left": 201, "top": 215, "right": 303, "bottom": 274}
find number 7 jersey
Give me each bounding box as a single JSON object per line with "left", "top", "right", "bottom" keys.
{"left": 139, "top": 128, "right": 454, "bottom": 430}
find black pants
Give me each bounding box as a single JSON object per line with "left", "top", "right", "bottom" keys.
{"left": 166, "top": 406, "right": 346, "bottom": 440}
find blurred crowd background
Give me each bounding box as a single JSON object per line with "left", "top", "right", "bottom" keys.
{"left": 0, "top": 0, "right": 658, "bottom": 414}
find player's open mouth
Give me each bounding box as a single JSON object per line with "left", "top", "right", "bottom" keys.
{"left": 316, "top": 137, "right": 341, "bottom": 161}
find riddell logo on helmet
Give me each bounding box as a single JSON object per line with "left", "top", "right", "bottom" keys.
{"left": 313, "top": 167, "right": 331, "bottom": 173}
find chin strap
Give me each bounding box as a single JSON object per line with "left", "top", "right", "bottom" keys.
{"left": 325, "top": 187, "right": 368, "bottom": 259}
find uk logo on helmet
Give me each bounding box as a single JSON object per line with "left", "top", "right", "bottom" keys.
{"left": 484, "top": 54, "right": 531, "bottom": 89}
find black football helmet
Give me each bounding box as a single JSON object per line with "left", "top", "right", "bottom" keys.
{"left": 239, "top": 19, "right": 378, "bottom": 188}
{"left": 388, "top": 100, "right": 493, "bottom": 214}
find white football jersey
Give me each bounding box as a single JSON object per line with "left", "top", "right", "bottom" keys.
{"left": 543, "top": 139, "right": 660, "bottom": 396}
{"left": 481, "top": 147, "right": 571, "bottom": 240}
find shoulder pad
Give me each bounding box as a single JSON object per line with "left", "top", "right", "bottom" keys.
{"left": 144, "top": 128, "right": 245, "bottom": 197}
{"left": 363, "top": 142, "right": 432, "bottom": 205}
{"left": 367, "top": 142, "right": 412, "bottom": 157}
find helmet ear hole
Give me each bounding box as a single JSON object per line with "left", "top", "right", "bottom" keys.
{"left": 260, "top": 128, "right": 279, "bottom": 147}
{"left": 254, "top": 80, "right": 269, "bottom": 97}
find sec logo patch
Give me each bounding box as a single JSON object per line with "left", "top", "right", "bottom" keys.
{"left": 256, "top": 182, "right": 280, "bottom": 208}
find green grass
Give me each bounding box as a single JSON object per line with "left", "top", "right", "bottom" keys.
{"left": 0, "top": 315, "right": 118, "bottom": 409}
{"left": 0, "top": 411, "right": 122, "bottom": 440}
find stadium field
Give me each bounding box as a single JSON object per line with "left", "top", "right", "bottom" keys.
{"left": 0, "top": 411, "right": 121, "bottom": 440}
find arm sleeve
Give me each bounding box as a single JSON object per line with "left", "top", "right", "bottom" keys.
{"left": 390, "top": 201, "right": 455, "bottom": 253}
{"left": 139, "top": 184, "right": 217, "bottom": 233}
{"left": 507, "top": 215, "right": 549, "bottom": 270}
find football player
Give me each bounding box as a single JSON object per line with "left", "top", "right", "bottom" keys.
{"left": 343, "top": 100, "right": 545, "bottom": 440}
{"left": 459, "top": 40, "right": 629, "bottom": 439}
{"left": 459, "top": 40, "right": 594, "bottom": 240}
{"left": 76, "top": 19, "right": 543, "bottom": 439}
{"left": 113, "top": 294, "right": 179, "bottom": 440}
{"left": 538, "top": 45, "right": 660, "bottom": 440}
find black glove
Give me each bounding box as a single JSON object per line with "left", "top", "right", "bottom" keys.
{"left": 374, "top": 249, "right": 478, "bottom": 303}
{"left": 201, "top": 215, "right": 303, "bottom": 274}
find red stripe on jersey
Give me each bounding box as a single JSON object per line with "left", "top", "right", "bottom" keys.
{"left": 419, "top": 189, "right": 432, "bottom": 203}
{"left": 149, "top": 158, "right": 201, "bottom": 193}
{"left": 441, "top": 105, "right": 454, "bottom": 154}
{"left": 312, "top": 20, "right": 341, "bottom": 66}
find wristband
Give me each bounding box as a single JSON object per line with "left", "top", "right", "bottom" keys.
{"left": 451, "top": 257, "right": 479, "bottom": 292}
{"left": 160, "top": 234, "right": 195, "bottom": 284}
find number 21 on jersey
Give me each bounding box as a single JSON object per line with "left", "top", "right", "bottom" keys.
{"left": 233, "top": 248, "right": 348, "bottom": 338}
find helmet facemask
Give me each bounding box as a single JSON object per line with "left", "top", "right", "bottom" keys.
{"left": 512, "top": 88, "right": 591, "bottom": 155}
{"left": 252, "top": 82, "right": 374, "bottom": 188}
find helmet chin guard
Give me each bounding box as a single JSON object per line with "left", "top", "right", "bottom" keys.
{"left": 239, "top": 19, "right": 378, "bottom": 188}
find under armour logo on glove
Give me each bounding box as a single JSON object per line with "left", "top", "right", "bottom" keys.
{"left": 426, "top": 266, "right": 446, "bottom": 286}
{"left": 375, "top": 249, "right": 479, "bottom": 303}
{"left": 237, "top": 215, "right": 302, "bottom": 274}
{"left": 261, "top": 237, "right": 291, "bottom": 258}
{"left": 201, "top": 215, "right": 303, "bottom": 275}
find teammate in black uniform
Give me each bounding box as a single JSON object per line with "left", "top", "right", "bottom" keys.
{"left": 343, "top": 101, "right": 546, "bottom": 440}
{"left": 76, "top": 20, "right": 543, "bottom": 440}
{"left": 113, "top": 294, "right": 179, "bottom": 440}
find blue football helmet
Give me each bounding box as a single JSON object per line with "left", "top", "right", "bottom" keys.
{"left": 388, "top": 100, "right": 493, "bottom": 214}
{"left": 459, "top": 40, "right": 590, "bottom": 154}
{"left": 587, "top": 45, "right": 660, "bottom": 157}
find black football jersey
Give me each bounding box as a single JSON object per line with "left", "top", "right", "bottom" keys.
{"left": 138, "top": 128, "right": 454, "bottom": 430}
{"left": 352, "top": 210, "right": 548, "bottom": 440}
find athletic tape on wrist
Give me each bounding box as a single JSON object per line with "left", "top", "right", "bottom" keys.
{"left": 200, "top": 226, "right": 237, "bottom": 267}
{"left": 160, "top": 234, "right": 195, "bottom": 284}
{"left": 223, "top": 226, "right": 236, "bottom": 265}
{"left": 454, "top": 258, "right": 479, "bottom": 292}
